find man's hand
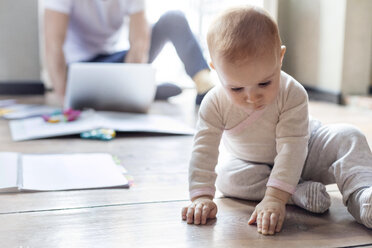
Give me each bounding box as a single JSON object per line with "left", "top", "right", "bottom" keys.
{"left": 248, "top": 187, "right": 290, "bottom": 235}
{"left": 182, "top": 196, "right": 217, "bottom": 225}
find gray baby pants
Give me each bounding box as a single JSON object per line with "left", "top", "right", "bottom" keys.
{"left": 216, "top": 121, "right": 372, "bottom": 205}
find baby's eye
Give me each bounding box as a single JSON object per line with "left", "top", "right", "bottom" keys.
{"left": 231, "top": 87, "right": 243, "bottom": 92}
{"left": 258, "top": 81, "right": 271, "bottom": 88}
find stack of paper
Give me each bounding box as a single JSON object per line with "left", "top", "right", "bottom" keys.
{"left": 0, "top": 152, "right": 129, "bottom": 192}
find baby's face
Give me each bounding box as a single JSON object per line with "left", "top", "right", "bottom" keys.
{"left": 212, "top": 48, "right": 284, "bottom": 111}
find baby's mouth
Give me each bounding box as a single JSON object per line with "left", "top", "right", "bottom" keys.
{"left": 255, "top": 104, "right": 265, "bottom": 110}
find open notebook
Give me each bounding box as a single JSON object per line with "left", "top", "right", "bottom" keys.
{"left": 0, "top": 152, "right": 129, "bottom": 193}
{"left": 10, "top": 110, "right": 194, "bottom": 141}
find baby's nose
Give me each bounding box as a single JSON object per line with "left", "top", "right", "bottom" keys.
{"left": 245, "top": 91, "right": 261, "bottom": 103}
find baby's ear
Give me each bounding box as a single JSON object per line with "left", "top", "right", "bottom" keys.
{"left": 280, "top": 45, "right": 286, "bottom": 65}
{"left": 209, "top": 62, "right": 215, "bottom": 70}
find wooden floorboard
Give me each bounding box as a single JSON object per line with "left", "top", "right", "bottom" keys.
{"left": 1, "top": 93, "right": 372, "bottom": 247}
{"left": 0, "top": 194, "right": 371, "bottom": 248}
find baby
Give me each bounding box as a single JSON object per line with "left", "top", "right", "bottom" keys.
{"left": 181, "top": 5, "right": 372, "bottom": 235}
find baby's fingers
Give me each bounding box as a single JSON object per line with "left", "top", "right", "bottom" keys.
{"left": 248, "top": 210, "right": 257, "bottom": 225}
{"left": 201, "top": 204, "right": 217, "bottom": 224}
{"left": 186, "top": 204, "right": 196, "bottom": 224}
{"left": 275, "top": 214, "right": 285, "bottom": 232}
{"left": 268, "top": 213, "right": 279, "bottom": 235}
{"left": 181, "top": 207, "right": 188, "bottom": 220}
{"left": 256, "top": 212, "right": 263, "bottom": 233}
{"left": 261, "top": 212, "right": 271, "bottom": 235}
{"left": 193, "top": 204, "right": 203, "bottom": 225}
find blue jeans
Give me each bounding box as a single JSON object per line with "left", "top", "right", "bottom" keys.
{"left": 86, "top": 10, "right": 209, "bottom": 78}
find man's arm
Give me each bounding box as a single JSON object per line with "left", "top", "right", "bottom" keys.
{"left": 44, "top": 9, "right": 69, "bottom": 99}
{"left": 125, "top": 10, "right": 151, "bottom": 63}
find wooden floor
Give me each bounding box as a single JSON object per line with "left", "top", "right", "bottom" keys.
{"left": 1, "top": 91, "right": 372, "bottom": 248}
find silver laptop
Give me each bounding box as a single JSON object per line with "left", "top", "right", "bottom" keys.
{"left": 64, "top": 63, "right": 156, "bottom": 113}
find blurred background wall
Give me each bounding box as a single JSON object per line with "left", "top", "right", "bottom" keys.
{"left": 0, "top": 0, "right": 41, "bottom": 84}
{"left": 278, "top": 0, "right": 372, "bottom": 102}
{"left": 0, "top": 0, "right": 371, "bottom": 102}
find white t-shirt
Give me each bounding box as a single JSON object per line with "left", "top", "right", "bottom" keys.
{"left": 44, "top": 0, "right": 145, "bottom": 64}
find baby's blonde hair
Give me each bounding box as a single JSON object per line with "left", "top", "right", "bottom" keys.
{"left": 207, "top": 6, "right": 281, "bottom": 65}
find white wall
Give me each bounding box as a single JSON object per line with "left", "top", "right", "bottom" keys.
{"left": 341, "top": 0, "right": 372, "bottom": 95}
{"left": 317, "top": 0, "right": 346, "bottom": 93}
{"left": 0, "top": 0, "right": 41, "bottom": 82}
{"left": 371, "top": 36, "right": 372, "bottom": 90}
{"left": 278, "top": 0, "right": 323, "bottom": 90}
{"left": 278, "top": 0, "right": 372, "bottom": 96}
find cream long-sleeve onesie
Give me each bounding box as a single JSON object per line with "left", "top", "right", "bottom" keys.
{"left": 189, "top": 71, "right": 310, "bottom": 200}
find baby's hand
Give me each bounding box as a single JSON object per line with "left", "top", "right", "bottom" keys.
{"left": 182, "top": 196, "right": 217, "bottom": 225}
{"left": 248, "top": 195, "right": 286, "bottom": 235}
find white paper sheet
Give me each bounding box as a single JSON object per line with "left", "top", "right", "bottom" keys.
{"left": 99, "top": 112, "right": 195, "bottom": 134}
{"left": 0, "top": 152, "right": 19, "bottom": 191}
{"left": 0, "top": 99, "right": 16, "bottom": 108}
{"left": 2, "top": 105, "right": 59, "bottom": 119}
{"left": 21, "top": 153, "right": 128, "bottom": 191}
{"left": 10, "top": 111, "right": 194, "bottom": 141}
